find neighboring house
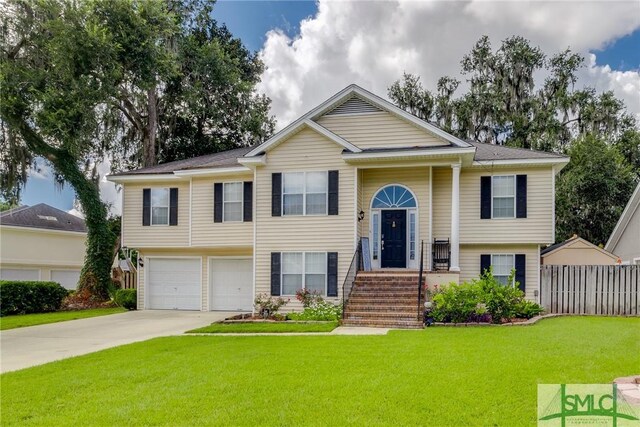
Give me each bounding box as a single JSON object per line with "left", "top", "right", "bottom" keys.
{"left": 541, "top": 235, "right": 619, "bottom": 265}
{"left": 108, "top": 84, "right": 569, "bottom": 313}
{"left": 0, "top": 204, "right": 87, "bottom": 289}
{"left": 605, "top": 182, "right": 640, "bottom": 265}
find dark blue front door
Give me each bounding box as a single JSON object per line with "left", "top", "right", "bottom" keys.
{"left": 381, "top": 210, "right": 406, "bottom": 268}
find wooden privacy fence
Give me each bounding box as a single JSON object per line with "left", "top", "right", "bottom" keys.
{"left": 540, "top": 265, "right": 639, "bottom": 315}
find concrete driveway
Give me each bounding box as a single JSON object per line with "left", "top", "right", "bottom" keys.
{"left": 0, "top": 310, "right": 236, "bottom": 373}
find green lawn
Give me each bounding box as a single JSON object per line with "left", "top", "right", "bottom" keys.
{"left": 0, "top": 307, "right": 127, "bottom": 330}
{"left": 1, "top": 317, "right": 638, "bottom": 426}
{"left": 187, "top": 321, "right": 338, "bottom": 334}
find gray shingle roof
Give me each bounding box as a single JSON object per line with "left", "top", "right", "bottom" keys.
{"left": 0, "top": 204, "right": 87, "bottom": 233}
{"left": 468, "top": 141, "right": 567, "bottom": 161}
{"left": 109, "top": 146, "right": 253, "bottom": 176}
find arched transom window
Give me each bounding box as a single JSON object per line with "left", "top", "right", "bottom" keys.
{"left": 371, "top": 185, "right": 416, "bottom": 209}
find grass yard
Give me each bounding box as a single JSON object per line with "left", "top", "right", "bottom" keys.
{"left": 0, "top": 307, "right": 126, "bottom": 330}
{"left": 1, "top": 316, "right": 638, "bottom": 426}
{"left": 187, "top": 321, "right": 339, "bottom": 333}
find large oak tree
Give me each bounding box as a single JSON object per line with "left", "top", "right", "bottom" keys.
{"left": 1, "top": 0, "right": 274, "bottom": 296}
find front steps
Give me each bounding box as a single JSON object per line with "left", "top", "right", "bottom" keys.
{"left": 342, "top": 270, "right": 425, "bottom": 329}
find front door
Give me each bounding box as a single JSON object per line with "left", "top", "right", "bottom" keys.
{"left": 381, "top": 210, "right": 406, "bottom": 268}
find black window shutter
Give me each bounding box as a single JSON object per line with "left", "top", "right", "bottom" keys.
{"left": 169, "top": 188, "right": 179, "bottom": 226}
{"left": 327, "top": 252, "right": 338, "bottom": 297}
{"left": 328, "top": 170, "right": 339, "bottom": 215}
{"left": 480, "top": 254, "right": 491, "bottom": 276}
{"left": 213, "top": 183, "right": 223, "bottom": 223}
{"left": 480, "top": 176, "right": 492, "bottom": 219}
{"left": 243, "top": 182, "right": 253, "bottom": 222}
{"left": 142, "top": 189, "right": 151, "bottom": 226}
{"left": 515, "top": 254, "right": 526, "bottom": 292}
{"left": 516, "top": 175, "right": 527, "bottom": 218}
{"left": 272, "top": 173, "right": 282, "bottom": 217}
{"left": 270, "top": 252, "right": 281, "bottom": 296}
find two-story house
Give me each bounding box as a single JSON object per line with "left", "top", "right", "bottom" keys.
{"left": 108, "top": 85, "right": 568, "bottom": 326}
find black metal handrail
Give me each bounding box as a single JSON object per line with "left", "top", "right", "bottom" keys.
{"left": 417, "top": 240, "right": 425, "bottom": 319}
{"left": 341, "top": 240, "right": 362, "bottom": 318}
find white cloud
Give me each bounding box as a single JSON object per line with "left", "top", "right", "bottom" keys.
{"left": 581, "top": 54, "right": 640, "bottom": 122}
{"left": 258, "top": 0, "right": 640, "bottom": 129}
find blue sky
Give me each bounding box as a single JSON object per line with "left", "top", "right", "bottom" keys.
{"left": 17, "top": 0, "right": 639, "bottom": 212}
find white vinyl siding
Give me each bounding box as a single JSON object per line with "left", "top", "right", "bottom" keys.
{"left": 281, "top": 252, "right": 327, "bottom": 296}
{"left": 191, "top": 175, "right": 253, "bottom": 247}
{"left": 316, "top": 111, "right": 449, "bottom": 149}
{"left": 282, "top": 171, "right": 328, "bottom": 216}
{"left": 122, "top": 181, "right": 189, "bottom": 248}
{"left": 223, "top": 182, "right": 243, "bottom": 222}
{"left": 458, "top": 167, "right": 554, "bottom": 244}
{"left": 491, "top": 254, "right": 515, "bottom": 285}
{"left": 151, "top": 188, "right": 170, "bottom": 225}
{"left": 492, "top": 176, "right": 516, "bottom": 219}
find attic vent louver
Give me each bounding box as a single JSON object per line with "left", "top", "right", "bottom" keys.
{"left": 325, "top": 96, "right": 382, "bottom": 115}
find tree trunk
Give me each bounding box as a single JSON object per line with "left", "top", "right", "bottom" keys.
{"left": 144, "top": 86, "right": 158, "bottom": 167}
{"left": 2, "top": 115, "right": 115, "bottom": 299}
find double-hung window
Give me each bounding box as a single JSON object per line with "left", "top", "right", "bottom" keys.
{"left": 281, "top": 252, "right": 327, "bottom": 296}
{"left": 491, "top": 254, "right": 515, "bottom": 285}
{"left": 151, "top": 188, "right": 170, "bottom": 225}
{"left": 282, "top": 172, "right": 327, "bottom": 215}
{"left": 492, "top": 175, "right": 516, "bottom": 218}
{"left": 223, "top": 182, "right": 243, "bottom": 222}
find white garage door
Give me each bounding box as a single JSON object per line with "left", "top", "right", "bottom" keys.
{"left": 210, "top": 258, "right": 253, "bottom": 311}
{"left": 51, "top": 270, "right": 81, "bottom": 290}
{"left": 147, "top": 258, "right": 201, "bottom": 310}
{"left": 0, "top": 268, "right": 40, "bottom": 281}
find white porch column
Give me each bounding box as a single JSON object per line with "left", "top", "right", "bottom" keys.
{"left": 450, "top": 163, "right": 461, "bottom": 272}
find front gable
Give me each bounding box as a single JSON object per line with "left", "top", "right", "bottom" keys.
{"left": 316, "top": 98, "right": 450, "bottom": 150}
{"left": 244, "top": 84, "right": 470, "bottom": 158}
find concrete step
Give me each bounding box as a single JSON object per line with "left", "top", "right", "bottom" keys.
{"left": 342, "top": 318, "right": 424, "bottom": 329}
{"left": 344, "top": 310, "right": 420, "bottom": 319}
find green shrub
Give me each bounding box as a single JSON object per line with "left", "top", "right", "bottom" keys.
{"left": 0, "top": 281, "right": 69, "bottom": 316}
{"left": 254, "top": 294, "right": 289, "bottom": 317}
{"left": 430, "top": 270, "right": 544, "bottom": 324}
{"left": 114, "top": 289, "right": 137, "bottom": 310}
{"left": 514, "top": 299, "right": 545, "bottom": 318}
{"left": 287, "top": 301, "right": 342, "bottom": 321}
{"left": 431, "top": 281, "right": 484, "bottom": 323}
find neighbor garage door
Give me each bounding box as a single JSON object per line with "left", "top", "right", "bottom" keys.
{"left": 209, "top": 258, "right": 253, "bottom": 311}
{"left": 0, "top": 268, "right": 40, "bottom": 281}
{"left": 51, "top": 270, "right": 81, "bottom": 290}
{"left": 147, "top": 258, "right": 201, "bottom": 310}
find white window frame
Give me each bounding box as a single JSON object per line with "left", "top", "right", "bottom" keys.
{"left": 222, "top": 182, "right": 244, "bottom": 222}
{"left": 280, "top": 252, "right": 327, "bottom": 296}
{"left": 633, "top": 258, "right": 640, "bottom": 265}
{"left": 281, "top": 171, "right": 329, "bottom": 216}
{"left": 491, "top": 175, "right": 516, "bottom": 219}
{"left": 150, "top": 188, "right": 170, "bottom": 226}
{"left": 491, "top": 254, "right": 515, "bottom": 286}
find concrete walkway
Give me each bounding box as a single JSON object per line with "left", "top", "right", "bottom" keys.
{"left": 185, "top": 326, "right": 391, "bottom": 337}
{"left": 0, "top": 310, "right": 235, "bottom": 373}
